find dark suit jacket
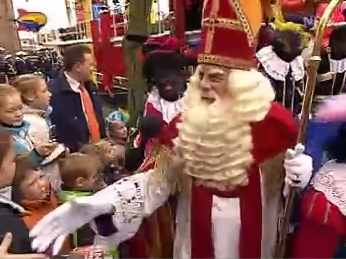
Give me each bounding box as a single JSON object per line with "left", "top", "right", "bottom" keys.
{"left": 49, "top": 73, "right": 106, "bottom": 152}
{"left": 0, "top": 203, "right": 32, "bottom": 254}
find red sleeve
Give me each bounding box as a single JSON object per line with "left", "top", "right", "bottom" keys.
{"left": 300, "top": 188, "right": 345, "bottom": 233}
{"left": 251, "top": 102, "right": 298, "bottom": 164}
{"left": 292, "top": 188, "right": 345, "bottom": 258}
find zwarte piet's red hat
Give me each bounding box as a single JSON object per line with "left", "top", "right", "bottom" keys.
{"left": 198, "top": 0, "right": 264, "bottom": 70}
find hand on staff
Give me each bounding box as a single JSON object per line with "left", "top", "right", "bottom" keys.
{"left": 284, "top": 144, "right": 313, "bottom": 189}
{"left": 35, "top": 142, "right": 58, "bottom": 157}
{"left": 0, "top": 233, "right": 46, "bottom": 259}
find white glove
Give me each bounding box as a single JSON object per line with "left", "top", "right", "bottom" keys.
{"left": 284, "top": 143, "right": 313, "bottom": 189}
{"left": 30, "top": 182, "right": 120, "bottom": 254}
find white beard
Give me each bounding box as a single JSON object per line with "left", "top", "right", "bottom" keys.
{"left": 177, "top": 88, "right": 252, "bottom": 189}
{"left": 176, "top": 67, "right": 275, "bottom": 190}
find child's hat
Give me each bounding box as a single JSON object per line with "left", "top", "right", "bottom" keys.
{"left": 106, "top": 108, "right": 130, "bottom": 125}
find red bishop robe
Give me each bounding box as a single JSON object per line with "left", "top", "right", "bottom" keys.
{"left": 94, "top": 102, "right": 297, "bottom": 259}
{"left": 182, "top": 102, "right": 297, "bottom": 258}
{"left": 135, "top": 101, "right": 297, "bottom": 258}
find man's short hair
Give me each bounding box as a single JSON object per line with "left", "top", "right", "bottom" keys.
{"left": 63, "top": 44, "right": 92, "bottom": 71}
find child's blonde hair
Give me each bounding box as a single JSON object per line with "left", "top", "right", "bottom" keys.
{"left": 59, "top": 153, "right": 102, "bottom": 188}
{"left": 80, "top": 140, "right": 125, "bottom": 167}
{"left": 80, "top": 140, "right": 110, "bottom": 158}
{"left": 0, "top": 84, "right": 21, "bottom": 107}
{"left": 12, "top": 74, "right": 42, "bottom": 103}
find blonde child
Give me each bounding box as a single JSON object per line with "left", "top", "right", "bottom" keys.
{"left": 13, "top": 74, "right": 52, "bottom": 144}
{"left": 12, "top": 76, "right": 66, "bottom": 191}
{"left": 105, "top": 109, "right": 129, "bottom": 145}
{"left": 0, "top": 84, "right": 56, "bottom": 165}
{"left": 58, "top": 153, "right": 118, "bottom": 255}
{"left": 58, "top": 152, "right": 121, "bottom": 258}
{"left": 80, "top": 140, "right": 127, "bottom": 185}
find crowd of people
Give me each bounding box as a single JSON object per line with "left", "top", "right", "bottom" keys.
{"left": 0, "top": 43, "right": 129, "bottom": 258}
{"left": 2, "top": 0, "right": 346, "bottom": 259}
{"left": 0, "top": 48, "right": 63, "bottom": 84}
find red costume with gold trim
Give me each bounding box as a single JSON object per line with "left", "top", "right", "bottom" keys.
{"left": 27, "top": 2, "right": 299, "bottom": 259}
{"left": 149, "top": 0, "right": 298, "bottom": 258}
{"left": 173, "top": 0, "right": 298, "bottom": 258}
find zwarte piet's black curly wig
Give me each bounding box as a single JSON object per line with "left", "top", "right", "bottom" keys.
{"left": 329, "top": 25, "right": 346, "bottom": 60}
{"left": 142, "top": 51, "right": 186, "bottom": 85}
{"left": 272, "top": 29, "right": 304, "bottom": 62}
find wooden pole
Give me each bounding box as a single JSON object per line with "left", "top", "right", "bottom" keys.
{"left": 0, "top": 0, "right": 21, "bottom": 51}
{"left": 274, "top": 1, "right": 345, "bottom": 258}
{"left": 122, "top": 0, "right": 152, "bottom": 127}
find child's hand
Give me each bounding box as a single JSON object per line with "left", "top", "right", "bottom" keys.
{"left": 69, "top": 245, "right": 106, "bottom": 259}
{"left": 0, "top": 233, "right": 46, "bottom": 259}
{"left": 35, "top": 142, "right": 58, "bottom": 157}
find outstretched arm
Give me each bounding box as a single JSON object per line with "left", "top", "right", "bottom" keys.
{"left": 30, "top": 169, "right": 175, "bottom": 255}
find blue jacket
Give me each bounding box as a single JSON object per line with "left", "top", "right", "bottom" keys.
{"left": 304, "top": 119, "right": 344, "bottom": 174}
{"left": 49, "top": 73, "right": 106, "bottom": 152}
{"left": 0, "top": 121, "right": 42, "bottom": 166}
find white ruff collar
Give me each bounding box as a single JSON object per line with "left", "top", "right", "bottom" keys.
{"left": 146, "top": 88, "right": 184, "bottom": 124}
{"left": 256, "top": 46, "right": 305, "bottom": 82}
{"left": 311, "top": 160, "right": 346, "bottom": 216}
{"left": 330, "top": 57, "right": 346, "bottom": 73}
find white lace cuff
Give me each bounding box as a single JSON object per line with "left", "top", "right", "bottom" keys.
{"left": 311, "top": 160, "right": 346, "bottom": 216}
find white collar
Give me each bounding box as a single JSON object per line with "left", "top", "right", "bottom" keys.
{"left": 64, "top": 72, "right": 80, "bottom": 93}
{"left": 330, "top": 57, "right": 346, "bottom": 73}
{"left": 256, "top": 46, "right": 305, "bottom": 82}
{"left": 146, "top": 88, "right": 184, "bottom": 124}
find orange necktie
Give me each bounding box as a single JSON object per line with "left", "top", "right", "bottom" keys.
{"left": 79, "top": 84, "right": 100, "bottom": 143}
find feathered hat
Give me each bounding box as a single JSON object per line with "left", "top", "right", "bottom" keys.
{"left": 272, "top": 6, "right": 311, "bottom": 53}
{"left": 197, "top": 0, "right": 266, "bottom": 70}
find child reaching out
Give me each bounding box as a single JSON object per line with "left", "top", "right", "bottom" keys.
{"left": 57, "top": 153, "right": 119, "bottom": 258}
{"left": 11, "top": 155, "right": 72, "bottom": 255}
{"left": 57, "top": 153, "right": 105, "bottom": 248}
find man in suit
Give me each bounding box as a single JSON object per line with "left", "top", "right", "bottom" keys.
{"left": 49, "top": 44, "right": 106, "bottom": 152}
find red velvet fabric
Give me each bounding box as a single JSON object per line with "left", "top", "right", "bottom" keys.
{"left": 199, "top": 0, "right": 261, "bottom": 69}
{"left": 144, "top": 36, "right": 183, "bottom": 53}
{"left": 126, "top": 225, "right": 150, "bottom": 258}
{"left": 191, "top": 166, "right": 263, "bottom": 258}
{"left": 293, "top": 188, "right": 346, "bottom": 258}
{"left": 190, "top": 102, "right": 297, "bottom": 258}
